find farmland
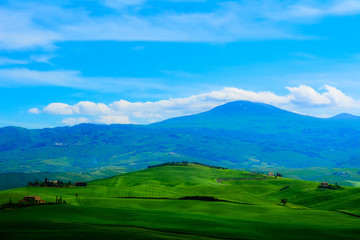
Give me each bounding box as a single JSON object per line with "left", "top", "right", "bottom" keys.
{"left": 1, "top": 164, "right": 360, "bottom": 239}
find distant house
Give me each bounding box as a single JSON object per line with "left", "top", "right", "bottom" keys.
{"left": 19, "top": 195, "right": 45, "bottom": 204}
{"left": 75, "top": 182, "right": 87, "bottom": 187}
{"left": 47, "top": 181, "right": 58, "bottom": 186}
{"left": 321, "top": 182, "right": 329, "bottom": 187}
{"left": 42, "top": 178, "right": 59, "bottom": 186}
{"left": 268, "top": 172, "right": 274, "bottom": 176}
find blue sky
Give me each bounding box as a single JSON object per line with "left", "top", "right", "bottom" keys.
{"left": 1, "top": 0, "right": 360, "bottom": 128}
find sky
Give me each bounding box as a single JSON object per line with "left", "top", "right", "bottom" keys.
{"left": 1, "top": 0, "right": 360, "bottom": 128}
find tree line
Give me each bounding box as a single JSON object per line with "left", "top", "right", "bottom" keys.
{"left": 148, "top": 161, "right": 228, "bottom": 170}
{"left": 0, "top": 196, "right": 68, "bottom": 210}
{"left": 27, "top": 178, "right": 72, "bottom": 187}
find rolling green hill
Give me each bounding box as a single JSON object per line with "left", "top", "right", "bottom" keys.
{"left": 1, "top": 164, "right": 360, "bottom": 239}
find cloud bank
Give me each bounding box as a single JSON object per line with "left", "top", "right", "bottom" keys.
{"left": 29, "top": 85, "right": 360, "bottom": 125}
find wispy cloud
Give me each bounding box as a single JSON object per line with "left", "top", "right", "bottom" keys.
{"left": 0, "top": 4, "right": 60, "bottom": 50}
{"left": 101, "top": 0, "right": 146, "bottom": 10}
{"left": 30, "top": 85, "right": 360, "bottom": 125}
{"left": 29, "top": 54, "right": 56, "bottom": 64}
{"left": 1, "top": 0, "right": 360, "bottom": 50}
{"left": 28, "top": 108, "right": 41, "bottom": 114}
{"left": 0, "top": 55, "right": 55, "bottom": 66}
{"left": 249, "top": 0, "right": 360, "bottom": 22}
{"left": 0, "top": 68, "right": 167, "bottom": 92}
{"left": 0, "top": 57, "right": 28, "bottom": 66}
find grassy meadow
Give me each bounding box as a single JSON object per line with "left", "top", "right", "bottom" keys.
{"left": 1, "top": 164, "right": 360, "bottom": 239}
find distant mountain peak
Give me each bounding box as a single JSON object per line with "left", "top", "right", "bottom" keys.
{"left": 331, "top": 113, "right": 360, "bottom": 119}
{"left": 207, "top": 101, "right": 287, "bottom": 116}
{"left": 153, "top": 100, "right": 311, "bottom": 128}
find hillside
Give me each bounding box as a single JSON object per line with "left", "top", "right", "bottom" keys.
{"left": 1, "top": 100, "right": 360, "bottom": 189}
{"left": 1, "top": 164, "right": 360, "bottom": 240}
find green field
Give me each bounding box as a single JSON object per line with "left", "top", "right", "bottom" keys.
{"left": 1, "top": 164, "right": 360, "bottom": 239}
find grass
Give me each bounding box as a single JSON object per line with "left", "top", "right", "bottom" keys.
{"left": 1, "top": 164, "right": 360, "bottom": 239}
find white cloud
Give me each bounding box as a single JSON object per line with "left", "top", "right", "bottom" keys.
{"left": 44, "top": 103, "right": 76, "bottom": 115}
{"left": 43, "top": 101, "right": 112, "bottom": 115}
{"left": 61, "top": 114, "right": 130, "bottom": 126}
{"left": 62, "top": 117, "right": 90, "bottom": 126}
{"left": 28, "top": 108, "right": 41, "bottom": 114}
{"left": 75, "top": 101, "right": 112, "bottom": 115}
{"left": 322, "top": 84, "right": 356, "bottom": 107}
{"left": 95, "top": 115, "right": 130, "bottom": 124}
{"left": 286, "top": 85, "right": 331, "bottom": 106}
{"left": 286, "top": 84, "right": 357, "bottom": 107}
{"left": 31, "top": 85, "right": 360, "bottom": 125}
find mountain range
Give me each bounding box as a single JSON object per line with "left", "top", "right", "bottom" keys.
{"left": 1, "top": 100, "right": 360, "bottom": 188}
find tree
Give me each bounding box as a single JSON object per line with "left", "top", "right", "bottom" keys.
{"left": 281, "top": 198, "right": 288, "bottom": 206}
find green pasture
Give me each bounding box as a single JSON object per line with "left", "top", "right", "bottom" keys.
{"left": 1, "top": 165, "right": 360, "bottom": 239}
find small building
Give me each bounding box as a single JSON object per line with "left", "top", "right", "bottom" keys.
{"left": 19, "top": 195, "right": 46, "bottom": 204}
{"left": 321, "top": 182, "right": 329, "bottom": 187}
{"left": 75, "top": 182, "right": 87, "bottom": 187}
{"left": 268, "top": 172, "right": 274, "bottom": 176}
{"left": 43, "top": 178, "right": 59, "bottom": 186}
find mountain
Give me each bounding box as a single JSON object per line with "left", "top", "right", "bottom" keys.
{"left": 1, "top": 100, "right": 360, "bottom": 188}
{"left": 160, "top": 101, "right": 302, "bottom": 121}
{"left": 331, "top": 113, "right": 360, "bottom": 120}
{"left": 152, "top": 101, "right": 317, "bottom": 130}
